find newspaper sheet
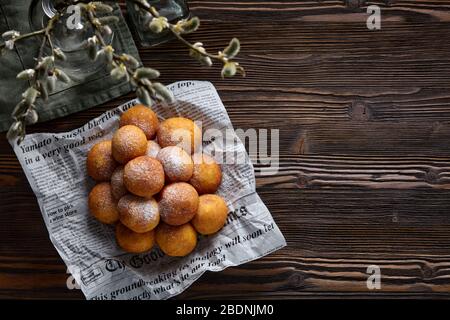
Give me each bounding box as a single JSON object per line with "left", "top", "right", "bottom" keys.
{"left": 10, "top": 80, "right": 286, "bottom": 300}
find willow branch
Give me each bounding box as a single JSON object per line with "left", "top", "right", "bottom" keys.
{"left": 130, "top": 0, "right": 226, "bottom": 63}
{"left": 0, "top": 29, "right": 46, "bottom": 50}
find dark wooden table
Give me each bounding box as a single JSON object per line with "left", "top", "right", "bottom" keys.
{"left": 2, "top": 0, "right": 450, "bottom": 299}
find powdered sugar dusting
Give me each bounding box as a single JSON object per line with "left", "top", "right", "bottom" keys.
{"left": 123, "top": 156, "right": 165, "bottom": 197}
{"left": 146, "top": 140, "right": 161, "bottom": 158}
{"left": 159, "top": 182, "right": 199, "bottom": 225}
{"left": 112, "top": 125, "right": 147, "bottom": 163}
{"left": 157, "top": 146, "right": 193, "bottom": 182}
{"left": 118, "top": 194, "right": 160, "bottom": 231}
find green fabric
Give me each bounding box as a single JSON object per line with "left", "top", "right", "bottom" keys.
{"left": 0, "top": 0, "right": 141, "bottom": 132}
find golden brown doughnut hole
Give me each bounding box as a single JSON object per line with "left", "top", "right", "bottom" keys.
{"left": 191, "top": 194, "right": 228, "bottom": 235}
{"left": 159, "top": 182, "right": 199, "bottom": 226}
{"left": 86, "top": 140, "right": 117, "bottom": 181}
{"left": 88, "top": 182, "right": 119, "bottom": 224}
{"left": 157, "top": 117, "right": 201, "bottom": 154}
{"left": 155, "top": 222, "right": 197, "bottom": 257}
{"left": 116, "top": 222, "right": 155, "bottom": 253}
{"left": 112, "top": 125, "right": 147, "bottom": 164}
{"left": 189, "top": 153, "right": 222, "bottom": 194}
{"left": 120, "top": 104, "right": 159, "bottom": 140}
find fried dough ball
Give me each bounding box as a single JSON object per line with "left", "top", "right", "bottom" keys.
{"left": 155, "top": 222, "right": 197, "bottom": 257}
{"left": 86, "top": 140, "right": 117, "bottom": 181}
{"left": 146, "top": 140, "right": 161, "bottom": 158}
{"left": 157, "top": 146, "right": 193, "bottom": 182}
{"left": 120, "top": 104, "right": 159, "bottom": 140}
{"left": 123, "top": 156, "right": 165, "bottom": 198}
{"left": 112, "top": 125, "right": 147, "bottom": 164}
{"left": 88, "top": 182, "right": 119, "bottom": 224}
{"left": 159, "top": 182, "right": 199, "bottom": 226}
{"left": 189, "top": 153, "right": 222, "bottom": 194}
{"left": 192, "top": 194, "right": 228, "bottom": 235}
{"left": 118, "top": 194, "right": 160, "bottom": 233}
{"left": 110, "top": 166, "right": 127, "bottom": 200}
{"left": 157, "top": 117, "right": 201, "bottom": 154}
{"left": 116, "top": 222, "right": 155, "bottom": 253}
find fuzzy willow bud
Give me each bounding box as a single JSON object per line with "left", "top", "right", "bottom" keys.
{"left": 22, "top": 87, "right": 39, "bottom": 105}
{"left": 189, "top": 43, "right": 213, "bottom": 67}
{"left": 53, "top": 47, "right": 67, "bottom": 61}
{"left": 223, "top": 38, "right": 240, "bottom": 59}
{"left": 121, "top": 54, "right": 140, "bottom": 69}
{"left": 149, "top": 17, "right": 168, "bottom": 33}
{"left": 54, "top": 68, "right": 71, "bottom": 83}
{"left": 39, "top": 81, "right": 49, "bottom": 101}
{"left": 221, "top": 62, "right": 237, "bottom": 78}
{"left": 200, "top": 56, "right": 212, "bottom": 67}
{"left": 2, "top": 30, "right": 20, "bottom": 40}
{"left": 138, "top": 0, "right": 151, "bottom": 9}
{"left": 101, "top": 25, "right": 113, "bottom": 36}
{"left": 6, "top": 121, "right": 22, "bottom": 141}
{"left": 92, "top": 2, "right": 114, "bottom": 14}
{"left": 4, "top": 40, "right": 14, "bottom": 50}
{"left": 11, "top": 100, "right": 27, "bottom": 118}
{"left": 47, "top": 75, "right": 57, "bottom": 92}
{"left": 152, "top": 82, "right": 175, "bottom": 103}
{"left": 98, "top": 16, "right": 120, "bottom": 25}
{"left": 86, "top": 36, "right": 98, "bottom": 60}
{"left": 134, "top": 67, "right": 160, "bottom": 80}
{"left": 111, "top": 64, "right": 128, "bottom": 81}
{"left": 179, "top": 17, "right": 200, "bottom": 34}
{"left": 136, "top": 87, "right": 152, "bottom": 106}
{"left": 24, "top": 108, "right": 39, "bottom": 125}
{"left": 94, "top": 46, "right": 114, "bottom": 63}
{"left": 16, "top": 69, "right": 35, "bottom": 80}
{"left": 37, "top": 56, "right": 54, "bottom": 70}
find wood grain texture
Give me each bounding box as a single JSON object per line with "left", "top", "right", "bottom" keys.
{"left": 2, "top": 0, "right": 450, "bottom": 299}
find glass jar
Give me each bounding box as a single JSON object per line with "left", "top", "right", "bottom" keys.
{"left": 126, "top": 0, "right": 190, "bottom": 47}
{"left": 29, "top": 0, "right": 114, "bottom": 74}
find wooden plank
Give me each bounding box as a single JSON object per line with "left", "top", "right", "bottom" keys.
{"left": 1, "top": 0, "right": 450, "bottom": 298}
